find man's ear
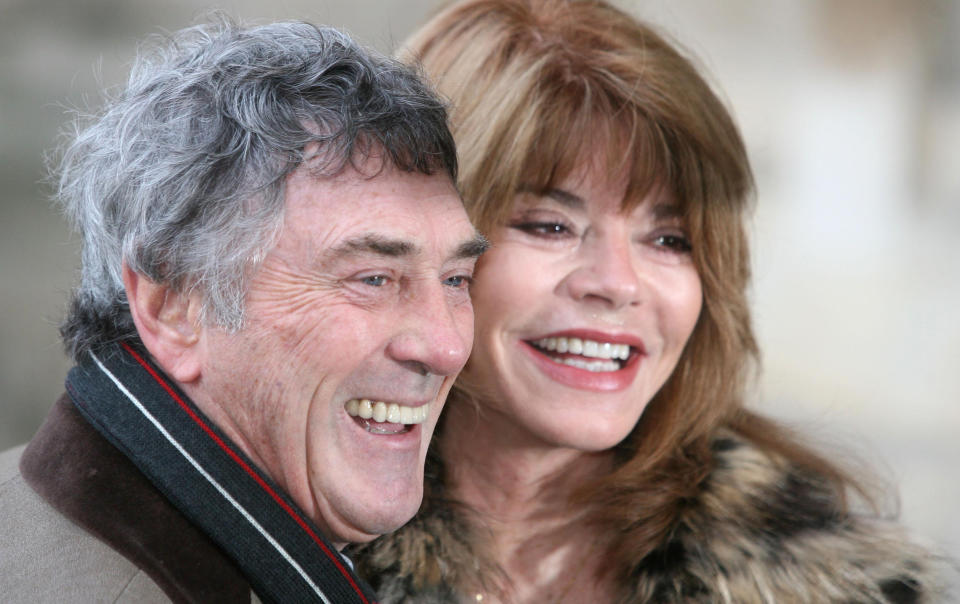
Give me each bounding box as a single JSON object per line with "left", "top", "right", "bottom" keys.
{"left": 123, "top": 262, "right": 203, "bottom": 383}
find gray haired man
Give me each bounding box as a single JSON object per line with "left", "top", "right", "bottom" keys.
{"left": 0, "top": 20, "right": 487, "bottom": 603}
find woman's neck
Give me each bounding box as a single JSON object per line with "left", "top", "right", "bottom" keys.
{"left": 439, "top": 399, "right": 618, "bottom": 603}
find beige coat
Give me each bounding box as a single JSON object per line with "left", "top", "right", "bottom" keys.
{"left": 0, "top": 396, "right": 260, "bottom": 604}
{"left": 0, "top": 444, "right": 172, "bottom": 603}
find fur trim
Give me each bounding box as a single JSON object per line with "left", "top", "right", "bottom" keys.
{"left": 351, "top": 432, "right": 951, "bottom": 603}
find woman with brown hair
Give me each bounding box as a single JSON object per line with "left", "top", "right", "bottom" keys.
{"left": 350, "top": 0, "right": 945, "bottom": 601}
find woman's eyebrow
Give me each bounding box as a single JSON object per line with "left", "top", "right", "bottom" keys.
{"left": 517, "top": 184, "right": 585, "bottom": 209}
{"left": 651, "top": 202, "right": 684, "bottom": 220}
{"left": 518, "top": 185, "right": 681, "bottom": 220}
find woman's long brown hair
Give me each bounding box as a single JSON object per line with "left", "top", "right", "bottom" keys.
{"left": 404, "top": 0, "right": 865, "bottom": 590}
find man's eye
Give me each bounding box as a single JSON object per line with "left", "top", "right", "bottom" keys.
{"left": 443, "top": 275, "right": 473, "bottom": 289}
{"left": 361, "top": 275, "right": 388, "bottom": 286}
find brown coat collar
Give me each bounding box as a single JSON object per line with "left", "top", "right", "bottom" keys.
{"left": 20, "top": 395, "right": 250, "bottom": 603}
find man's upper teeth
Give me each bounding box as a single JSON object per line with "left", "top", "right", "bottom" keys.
{"left": 344, "top": 399, "right": 430, "bottom": 425}
{"left": 535, "top": 337, "right": 630, "bottom": 360}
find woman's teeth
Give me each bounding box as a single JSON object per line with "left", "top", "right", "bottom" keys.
{"left": 345, "top": 399, "right": 430, "bottom": 425}
{"left": 531, "top": 337, "right": 632, "bottom": 373}
{"left": 534, "top": 337, "right": 631, "bottom": 360}
{"left": 554, "top": 356, "right": 620, "bottom": 372}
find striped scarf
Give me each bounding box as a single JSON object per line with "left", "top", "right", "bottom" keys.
{"left": 66, "top": 341, "right": 378, "bottom": 604}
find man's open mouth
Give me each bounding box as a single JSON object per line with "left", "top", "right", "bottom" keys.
{"left": 345, "top": 399, "right": 430, "bottom": 435}
{"left": 528, "top": 336, "right": 636, "bottom": 373}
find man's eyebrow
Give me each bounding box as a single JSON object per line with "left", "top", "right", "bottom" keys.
{"left": 454, "top": 232, "right": 491, "bottom": 260}
{"left": 331, "top": 234, "right": 418, "bottom": 258}
{"left": 328, "top": 232, "right": 489, "bottom": 262}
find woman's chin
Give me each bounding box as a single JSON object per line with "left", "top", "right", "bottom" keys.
{"left": 527, "top": 413, "right": 638, "bottom": 452}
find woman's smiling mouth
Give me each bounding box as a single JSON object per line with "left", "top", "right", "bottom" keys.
{"left": 529, "top": 336, "right": 633, "bottom": 371}
{"left": 520, "top": 333, "right": 644, "bottom": 391}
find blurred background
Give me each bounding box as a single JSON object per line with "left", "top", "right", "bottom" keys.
{"left": 2, "top": 0, "right": 957, "bottom": 581}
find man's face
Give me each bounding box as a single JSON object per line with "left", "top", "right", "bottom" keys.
{"left": 194, "top": 161, "right": 482, "bottom": 547}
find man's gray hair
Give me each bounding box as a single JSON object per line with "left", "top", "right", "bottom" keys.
{"left": 56, "top": 19, "right": 458, "bottom": 361}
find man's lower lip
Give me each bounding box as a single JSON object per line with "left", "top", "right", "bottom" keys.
{"left": 352, "top": 416, "right": 416, "bottom": 435}
{"left": 520, "top": 341, "right": 641, "bottom": 392}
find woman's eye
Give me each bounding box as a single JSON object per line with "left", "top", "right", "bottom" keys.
{"left": 510, "top": 221, "right": 573, "bottom": 238}
{"left": 654, "top": 234, "right": 693, "bottom": 253}
{"left": 361, "top": 275, "right": 388, "bottom": 287}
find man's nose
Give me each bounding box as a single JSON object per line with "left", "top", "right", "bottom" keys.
{"left": 561, "top": 234, "right": 643, "bottom": 310}
{"left": 386, "top": 281, "right": 472, "bottom": 377}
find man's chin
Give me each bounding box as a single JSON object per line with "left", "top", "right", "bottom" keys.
{"left": 324, "top": 490, "right": 423, "bottom": 547}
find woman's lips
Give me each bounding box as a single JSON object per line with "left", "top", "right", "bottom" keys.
{"left": 520, "top": 333, "right": 643, "bottom": 392}
{"left": 530, "top": 335, "right": 632, "bottom": 363}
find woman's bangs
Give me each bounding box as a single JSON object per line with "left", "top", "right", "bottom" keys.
{"left": 515, "top": 87, "right": 672, "bottom": 211}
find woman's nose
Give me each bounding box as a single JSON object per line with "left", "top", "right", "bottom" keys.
{"left": 561, "top": 235, "right": 643, "bottom": 310}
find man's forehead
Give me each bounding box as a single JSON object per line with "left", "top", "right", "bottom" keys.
{"left": 288, "top": 159, "right": 460, "bottom": 208}
{"left": 298, "top": 150, "right": 451, "bottom": 188}
{"left": 281, "top": 162, "right": 484, "bottom": 262}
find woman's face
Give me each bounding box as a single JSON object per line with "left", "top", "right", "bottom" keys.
{"left": 460, "top": 164, "right": 702, "bottom": 451}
